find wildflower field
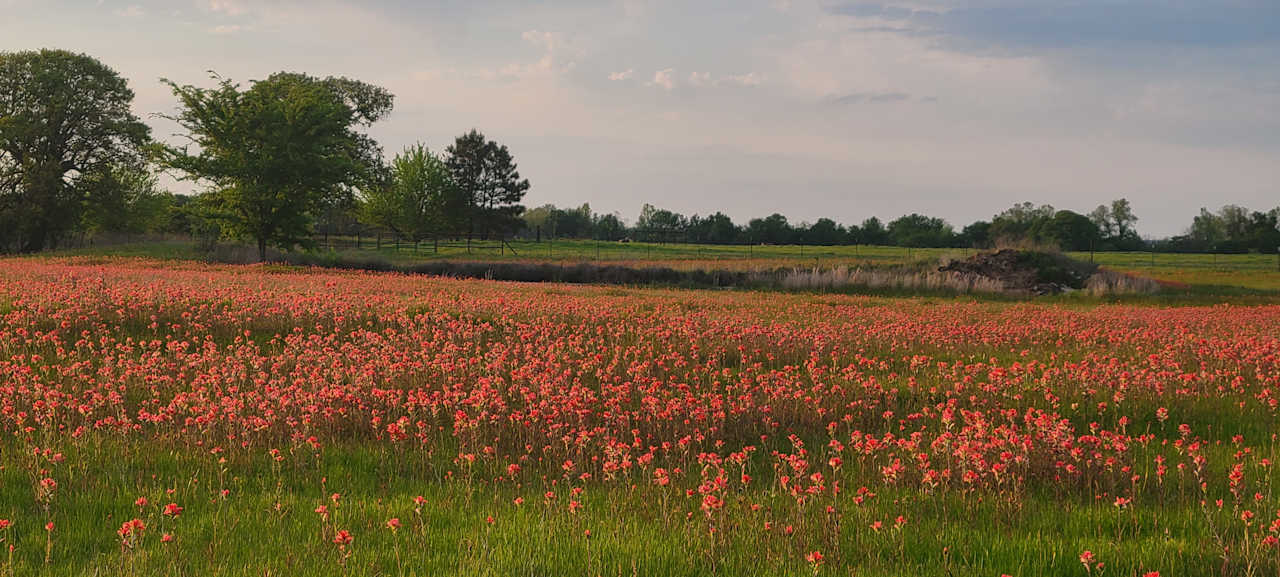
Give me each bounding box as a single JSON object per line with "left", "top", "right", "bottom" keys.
{"left": 1, "top": 257, "right": 1278, "bottom": 576}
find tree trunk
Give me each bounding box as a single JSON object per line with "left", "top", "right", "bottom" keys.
{"left": 258, "top": 238, "right": 267, "bottom": 263}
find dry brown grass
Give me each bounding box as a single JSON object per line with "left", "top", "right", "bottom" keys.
{"left": 778, "top": 266, "right": 1007, "bottom": 294}
{"left": 1086, "top": 268, "right": 1164, "bottom": 296}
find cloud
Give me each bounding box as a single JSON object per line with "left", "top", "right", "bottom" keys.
{"left": 113, "top": 4, "right": 144, "bottom": 18}
{"left": 826, "top": 1, "right": 1280, "bottom": 51}
{"left": 825, "top": 91, "right": 913, "bottom": 105}
{"left": 608, "top": 69, "right": 634, "bottom": 81}
{"left": 717, "top": 72, "right": 763, "bottom": 87}
{"left": 209, "top": 24, "right": 244, "bottom": 35}
{"left": 497, "top": 30, "right": 576, "bottom": 80}
{"left": 684, "top": 71, "right": 761, "bottom": 87}
{"left": 649, "top": 68, "right": 675, "bottom": 91}
{"left": 207, "top": 0, "right": 248, "bottom": 16}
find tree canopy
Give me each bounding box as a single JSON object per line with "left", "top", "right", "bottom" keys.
{"left": 446, "top": 130, "right": 529, "bottom": 240}
{"left": 0, "top": 49, "right": 150, "bottom": 252}
{"left": 155, "top": 71, "right": 393, "bottom": 260}
{"left": 361, "top": 144, "right": 455, "bottom": 242}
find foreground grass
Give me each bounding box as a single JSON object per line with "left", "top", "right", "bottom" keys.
{"left": 0, "top": 439, "right": 1256, "bottom": 577}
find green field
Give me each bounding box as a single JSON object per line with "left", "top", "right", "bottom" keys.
{"left": 58, "top": 237, "right": 1280, "bottom": 295}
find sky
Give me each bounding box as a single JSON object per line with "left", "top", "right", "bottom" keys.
{"left": 2, "top": 0, "right": 1277, "bottom": 237}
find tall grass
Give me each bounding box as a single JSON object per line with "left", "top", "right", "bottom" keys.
{"left": 778, "top": 266, "right": 1007, "bottom": 294}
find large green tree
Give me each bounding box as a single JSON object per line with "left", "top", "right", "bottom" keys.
{"left": 361, "top": 144, "right": 455, "bottom": 242}
{"left": 156, "top": 72, "right": 393, "bottom": 261}
{"left": 0, "top": 49, "right": 150, "bottom": 252}
{"left": 446, "top": 130, "right": 529, "bottom": 240}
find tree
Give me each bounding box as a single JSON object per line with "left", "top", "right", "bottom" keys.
{"left": 0, "top": 49, "right": 150, "bottom": 252}
{"left": 887, "top": 213, "right": 954, "bottom": 247}
{"left": 156, "top": 72, "right": 393, "bottom": 261}
{"left": 1040, "top": 210, "right": 1100, "bottom": 251}
{"left": 1090, "top": 199, "right": 1142, "bottom": 249}
{"left": 80, "top": 164, "right": 172, "bottom": 236}
{"left": 959, "top": 220, "right": 992, "bottom": 248}
{"left": 594, "top": 213, "right": 626, "bottom": 241}
{"left": 1246, "top": 209, "right": 1280, "bottom": 254}
{"left": 1219, "top": 205, "right": 1251, "bottom": 244}
{"left": 1088, "top": 204, "right": 1113, "bottom": 240}
{"left": 859, "top": 217, "right": 889, "bottom": 245}
{"left": 635, "top": 204, "right": 687, "bottom": 241}
{"left": 988, "top": 202, "right": 1054, "bottom": 245}
{"left": 746, "top": 213, "right": 792, "bottom": 244}
{"left": 361, "top": 144, "right": 453, "bottom": 242}
{"left": 701, "top": 212, "right": 739, "bottom": 244}
{"left": 1109, "top": 198, "right": 1139, "bottom": 242}
{"left": 1188, "top": 208, "right": 1225, "bottom": 249}
{"left": 548, "top": 203, "right": 594, "bottom": 238}
{"left": 446, "top": 130, "right": 530, "bottom": 240}
{"left": 805, "top": 218, "right": 845, "bottom": 245}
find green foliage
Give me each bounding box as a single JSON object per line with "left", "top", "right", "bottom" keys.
{"left": 858, "top": 217, "right": 889, "bottom": 245}
{"left": 80, "top": 164, "right": 173, "bottom": 235}
{"left": 361, "top": 144, "right": 455, "bottom": 242}
{"left": 1179, "top": 205, "right": 1280, "bottom": 253}
{"left": 446, "top": 130, "right": 529, "bottom": 239}
{"left": 746, "top": 213, "right": 792, "bottom": 244}
{"left": 637, "top": 204, "right": 689, "bottom": 240}
{"left": 886, "top": 213, "right": 954, "bottom": 248}
{"left": 686, "top": 212, "right": 738, "bottom": 244}
{"left": 594, "top": 213, "right": 627, "bottom": 241}
{"left": 0, "top": 49, "right": 150, "bottom": 252}
{"left": 155, "top": 71, "right": 393, "bottom": 260}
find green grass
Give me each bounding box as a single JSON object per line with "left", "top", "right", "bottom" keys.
{"left": 46, "top": 238, "right": 1280, "bottom": 303}
{"left": 0, "top": 438, "right": 1255, "bottom": 577}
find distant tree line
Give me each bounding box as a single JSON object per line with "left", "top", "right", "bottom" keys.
{"left": 2, "top": 49, "right": 1278, "bottom": 258}
{"left": 517, "top": 199, "right": 1280, "bottom": 253}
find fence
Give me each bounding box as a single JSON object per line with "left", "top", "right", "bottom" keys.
{"left": 312, "top": 233, "right": 520, "bottom": 256}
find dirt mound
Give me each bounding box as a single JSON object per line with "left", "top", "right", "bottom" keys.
{"left": 938, "top": 250, "right": 1097, "bottom": 295}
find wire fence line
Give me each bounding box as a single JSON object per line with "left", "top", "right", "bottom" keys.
{"left": 25, "top": 230, "right": 1280, "bottom": 273}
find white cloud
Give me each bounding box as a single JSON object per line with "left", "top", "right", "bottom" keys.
{"left": 209, "top": 24, "right": 244, "bottom": 35}
{"left": 207, "top": 0, "right": 247, "bottom": 16}
{"left": 498, "top": 29, "right": 576, "bottom": 79}
{"left": 649, "top": 68, "right": 675, "bottom": 91}
{"left": 717, "top": 72, "right": 763, "bottom": 86}
{"left": 114, "top": 4, "right": 144, "bottom": 18}
{"left": 608, "top": 69, "right": 634, "bottom": 81}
